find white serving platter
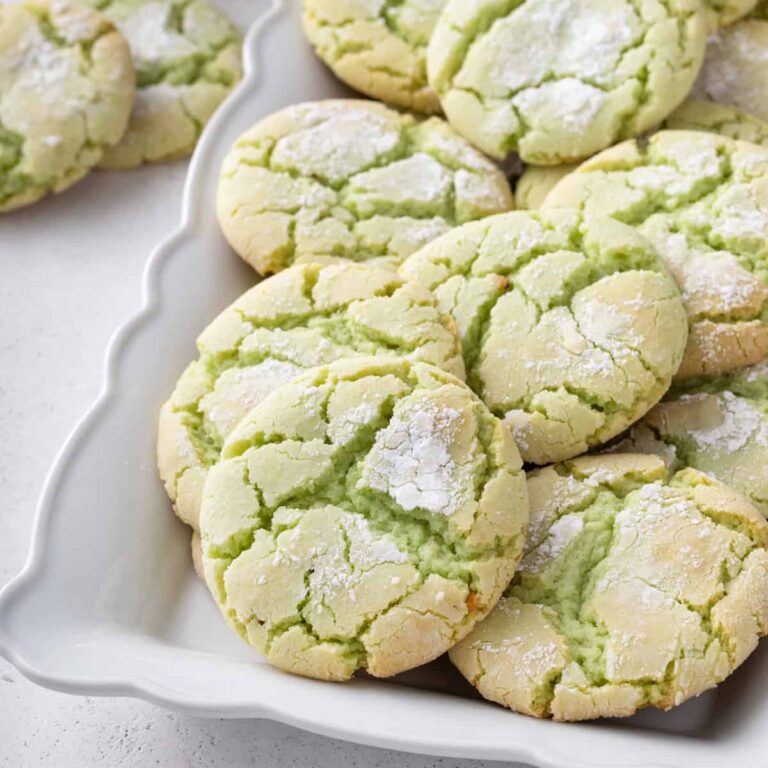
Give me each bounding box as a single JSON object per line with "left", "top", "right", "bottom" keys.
{"left": 1, "top": 1, "right": 767, "bottom": 765}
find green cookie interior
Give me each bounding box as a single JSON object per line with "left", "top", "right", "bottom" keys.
{"left": 199, "top": 357, "right": 528, "bottom": 681}
{"left": 613, "top": 361, "right": 768, "bottom": 515}
{"left": 80, "top": 0, "right": 242, "bottom": 167}
{"left": 216, "top": 99, "right": 514, "bottom": 275}
{"left": 450, "top": 454, "right": 768, "bottom": 720}
{"left": 400, "top": 208, "right": 688, "bottom": 464}
{"left": 427, "top": 0, "right": 707, "bottom": 164}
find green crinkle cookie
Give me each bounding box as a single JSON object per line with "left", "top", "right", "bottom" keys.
{"left": 426, "top": 0, "right": 707, "bottom": 165}
{"left": 301, "top": 0, "right": 447, "bottom": 114}
{"left": 399, "top": 209, "right": 688, "bottom": 465}
{"left": 157, "top": 262, "right": 465, "bottom": 530}
{"left": 517, "top": 101, "right": 768, "bottom": 212}
{"left": 543, "top": 130, "right": 768, "bottom": 380}
{"left": 664, "top": 100, "right": 768, "bottom": 145}
{"left": 610, "top": 360, "right": 768, "bottom": 515}
{"left": 0, "top": 0, "right": 134, "bottom": 212}
{"left": 80, "top": 0, "right": 242, "bottom": 168}
{"left": 216, "top": 99, "right": 514, "bottom": 275}
{"left": 450, "top": 454, "right": 768, "bottom": 721}
{"left": 199, "top": 356, "right": 529, "bottom": 682}
{"left": 693, "top": 18, "right": 768, "bottom": 125}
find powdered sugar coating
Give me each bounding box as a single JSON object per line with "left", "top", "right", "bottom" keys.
{"left": 216, "top": 100, "right": 514, "bottom": 275}
{"left": 427, "top": 0, "right": 707, "bottom": 164}
{"left": 0, "top": 0, "right": 134, "bottom": 211}
{"left": 199, "top": 357, "right": 529, "bottom": 682}
{"left": 613, "top": 360, "right": 768, "bottom": 515}
{"left": 543, "top": 131, "right": 768, "bottom": 379}
{"left": 451, "top": 454, "right": 768, "bottom": 721}
{"left": 362, "top": 400, "right": 474, "bottom": 515}
{"left": 79, "top": 0, "right": 242, "bottom": 168}
{"left": 400, "top": 209, "right": 688, "bottom": 465}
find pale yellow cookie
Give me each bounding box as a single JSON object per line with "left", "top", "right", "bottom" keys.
{"left": 400, "top": 209, "right": 688, "bottom": 465}
{"left": 301, "top": 0, "right": 446, "bottom": 113}
{"left": 217, "top": 100, "right": 514, "bottom": 275}
{"left": 80, "top": 0, "right": 242, "bottom": 168}
{"left": 199, "top": 357, "right": 529, "bottom": 682}
{"left": 0, "top": 0, "right": 134, "bottom": 211}
{"left": 451, "top": 455, "right": 768, "bottom": 721}
{"left": 543, "top": 131, "right": 768, "bottom": 379}
{"left": 427, "top": 0, "right": 707, "bottom": 164}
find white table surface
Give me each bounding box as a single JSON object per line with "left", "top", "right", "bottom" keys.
{"left": 0, "top": 138, "right": 529, "bottom": 767}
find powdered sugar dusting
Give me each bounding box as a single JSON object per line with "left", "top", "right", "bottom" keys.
{"left": 199, "top": 359, "right": 302, "bottom": 439}
{"left": 513, "top": 78, "right": 607, "bottom": 134}
{"left": 682, "top": 391, "right": 768, "bottom": 452}
{"left": 361, "top": 398, "right": 472, "bottom": 515}
{"left": 521, "top": 514, "right": 584, "bottom": 575}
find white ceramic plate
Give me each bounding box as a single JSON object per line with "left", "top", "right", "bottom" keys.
{"left": 1, "top": 1, "right": 767, "bottom": 765}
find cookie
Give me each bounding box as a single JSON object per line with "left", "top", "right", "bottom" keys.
{"left": 301, "top": 0, "right": 446, "bottom": 114}
{"left": 79, "top": 0, "right": 242, "bottom": 169}
{"left": 543, "top": 131, "right": 768, "bottom": 380}
{"left": 199, "top": 357, "right": 529, "bottom": 682}
{"left": 693, "top": 19, "right": 768, "bottom": 124}
{"left": 610, "top": 361, "right": 768, "bottom": 516}
{"left": 400, "top": 209, "right": 688, "bottom": 465}
{"left": 0, "top": 0, "right": 134, "bottom": 212}
{"left": 216, "top": 100, "right": 514, "bottom": 275}
{"left": 664, "top": 100, "right": 768, "bottom": 145}
{"left": 517, "top": 102, "right": 768, "bottom": 211}
{"left": 157, "top": 262, "right": 465, "bottom": 530}
{"left": 706, "top": 0, "right": 759, "bottom": 26}
{"left": 450, "top": 454, "right": 768, "bottom": 721}
{"left": 426, "top": 0, "right": 707, "bottom": 165}
{"left": 515, "top": 165, "right": 578, "bottom": 210}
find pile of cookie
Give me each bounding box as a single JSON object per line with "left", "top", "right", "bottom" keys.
{"left": 0, "top": 0, "right": 242, "bottom": 212}
{"left": 155, "top": 0, "right": 768, "bottom": 723}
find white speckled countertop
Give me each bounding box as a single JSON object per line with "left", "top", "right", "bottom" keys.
{"left": 0, "top": 109, "right": 527, "bottom": 768}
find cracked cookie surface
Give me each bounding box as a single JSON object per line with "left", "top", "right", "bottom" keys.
{"left": 664, "top": 100, "right": 768, "bottom": 145}
{"left": 216, "top": 99, "right": 514, "bottom": 275}
{"left": 517, "top": 101, "right": 768, "bottom": 211}
{"left": 80, "top": 0, "right": 242, "bottom": 168}
{"left": 543, "top": 131, "right": 768, "bottom": 380}
{"left": 0, "top": 0, "right": 134, "bottom": 211}
{"left": 399, "top": 209, "right": 688, "bottom": 465}
{"left": 426, "top": 0, "right": 707, "bottom": 165}
{"left": 450, "top": 454, "right": 768, "bottom": 721}
{"left": 157, "top": 262, "right": 465, "bottom": 530}
{"left": 610, "top": 360, "right": 768, "bottom": 515}
{"left": 301, "top": 0, "right": 447, "bottom": 114}
{"left": 199, "top": 357, "right": 529, "bottom": 681}
{"left": 693, "top": 18, "right": 768, "bottom": 125}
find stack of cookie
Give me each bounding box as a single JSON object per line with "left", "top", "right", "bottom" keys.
{"left": 157, "top": 0, "right": 768, "bottom": 724}
{"left": 0, "top": 0, "right": 243, "bottom": 211}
